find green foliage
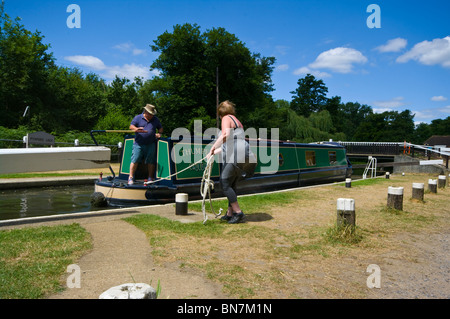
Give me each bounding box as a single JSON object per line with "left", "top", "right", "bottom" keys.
{"left": 0, "top": 224, "right": 92, "bottom": 299}
{"left": 149, "top": 23, "right": 276, "bottom": 133}
{"left": 290, "top": 74, "right": 328, "bottom": 117}
{"left": 323, "top": 224, "right": 364, "bottom": 245}
{"left": 429, "top": 117, "right": 450, "bottom": 136}
{"left": 0, "top": 4, "right": 446, "bottom": 144}
{"left": 353, "top": 110, "right": 415, "bottom": 142}
{"left": 285, "top": 109, "right": 345, "bottom": 143}
{"left": 0, "top": 6, "right": 55, "bottom": 128}
{"left": 95, "top": 104, "right": 132, "bottom": 131}
{"left": 334, "top": 102, "right": 373, "bottom": 141}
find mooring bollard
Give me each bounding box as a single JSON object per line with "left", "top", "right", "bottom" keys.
{"left": 387, "top": 186, "right": 404, "bottom": 210}
{"left": 428, "top": 179, "right": 437, "bottom": 193}
{"left": 99, "top": 283, "right": 156, "bottom": 299}
{"left": 438, "top": 175, "right": 446, "bottom": 188}
{"left": 175, "top": 193, "right": 188, "bottom": 215}
{"left": 385, "top": 172, "right": 390, "bottom": 179}
{"left": 336, "top": 198, "right": 355, "bottom": 227}
{"left": 412, "top": 183, "right": 424, "bottom": 201}
{"left": 345, "top": 178, "right": 351, "bottom": 188}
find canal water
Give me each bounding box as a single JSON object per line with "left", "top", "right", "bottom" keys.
{"left": 0, "top": 185, "right": 114, "bottom": 221}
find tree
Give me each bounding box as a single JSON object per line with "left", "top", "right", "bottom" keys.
{"left": 413, "top": 122, "right": 432, "bottom": 144}
{"left": 148, "top": 23, "right": 275, "bottom": 133}
{"left": 353, "top": 110, "right": 415, "bottom": 142}
{"left": 106, "top": 76, "right": 140, "bottom": 117}
{"left": 335, "top": 102, "right": 373, "bottom": 141}
{"left": 0, "top": 3, "right": 55, "bottom": 128}
{"left": 44, "top": 67, "right": 108, "bottom": 133}
{"left": 290, "top": 74, "right": 328, "bottom": 117}
{"left": 429, "top": 116, "right": 450, "bottom": 136}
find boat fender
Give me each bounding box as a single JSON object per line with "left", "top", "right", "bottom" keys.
{"left": 91, "top": 192, "right": 108, "bottom": 207}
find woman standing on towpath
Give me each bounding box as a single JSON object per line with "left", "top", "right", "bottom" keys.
{"left": 207, "top": 100, "right": 256, "bottom": 224}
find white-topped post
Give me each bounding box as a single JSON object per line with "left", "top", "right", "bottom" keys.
{"left": 345, "top": 178, "right": 351, "bottom": 188}
{"left": 428, "top": 179, "right": 437, "bottom": 193}
{"left": 336, "top": 198, "right": 355, "bottom": 227}
{"left": 387, "top": 186, "right": 404, "bottom": 210}
{"left": 175, "top": 193, "right": 189, "bottom": 215}
{"left": 438, "top": 175, "right": 446, "bottom": 188}
{"left": 412, "top": 183, "right": 424, "bottom": 201}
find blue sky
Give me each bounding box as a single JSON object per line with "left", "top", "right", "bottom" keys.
{"left": 4, "top": 0, "right": 450, "bottom": 124}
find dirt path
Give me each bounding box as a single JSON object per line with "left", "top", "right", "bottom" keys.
{"left": 48, "top": 209, "right": 226, "bottom": 299}
{"left": 366, "top": 231, "right": 449, "bottom": 298}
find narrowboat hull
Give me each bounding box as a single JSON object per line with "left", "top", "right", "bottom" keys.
{"left": 94, "top": 137, "right": 352, "bottom": 206}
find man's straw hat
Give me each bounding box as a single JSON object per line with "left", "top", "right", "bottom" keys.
{"left": 143, "top": 104, "right": 157, "bottom": 115}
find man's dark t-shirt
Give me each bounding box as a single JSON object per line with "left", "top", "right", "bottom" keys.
{"left": 130, "top": 114, "right": 162, "bottom": 145}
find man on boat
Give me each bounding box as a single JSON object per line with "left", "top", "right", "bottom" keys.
{"left": 128, "top": 104, "right": 163, "bottom": 185}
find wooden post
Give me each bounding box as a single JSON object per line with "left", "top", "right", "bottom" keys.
{"left": 428, "top": 179, "right": 437, "bottom": 193}
{"left": 438, "top": 175, "right": 446, "bottom": 188}
{"left": 216, "top": 66, "right": 220, "bottom": 130}
{"left": 345, "top": 178, "right": 351, "bottom": 188}
{"left": 412, "top": 183, "right": 424, "bottom": 201}
{"left": 387, "top": 186, "right": 404, "bottom": 210}
{"left": 336, "top": 198, "right": 355, "bottom": 227}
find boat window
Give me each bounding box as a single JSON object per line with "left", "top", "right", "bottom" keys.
{"left": 305, "top": 151, "right": 316, "bottom": 166}
{"left": 329, "top": 151, "right": 337, "bottom": 165}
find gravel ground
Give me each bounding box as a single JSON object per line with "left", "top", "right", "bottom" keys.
{"left": 366, "top": 231, "right": 449, "bottom": 298}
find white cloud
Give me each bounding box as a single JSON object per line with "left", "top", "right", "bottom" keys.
{"left": 101, "top": 63, "right": 150, "bottom": 79}
{"left": 431, "top": 95, "right": 448, "bottom": 102}
{"left": 275, "top": 64, "right": 289, "bottom": 72}
{"left": 375, "top": 38, "right": 407, "bottom": 53}
{"left": 65, "top": 55, "right": 106, "bottom": 70}
{"left": 373, "top": 107, "right": 393, "bottom": 114}
{"left": 274, "top": 45, "right": 289, "bottom": 56}
{"left": 113, "top": 42, "right": 146, "bottom": 56}
{"left": 308, "top": 47, "right": 368, "bottom": 73}
{"left": 372, "top": 96, "right": 406, "bottom": 110}
{"left": 293, "top": 66, "right": 331, "bottom": 78}
{"left": 396, "top": 36, "right": 450, "bottom": 67}
{"left": 64, "top": 55, "right": 158, "bottom": 80}
{"left": 412, "top": 110, "right": 435, "bottom": 122}
{"left": 438, "top": 105, "right": 450, "bottom": 113}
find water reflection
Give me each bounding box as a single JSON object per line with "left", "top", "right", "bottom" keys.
{"left": 0, "top": 185, "right": 110, "bottom": 221}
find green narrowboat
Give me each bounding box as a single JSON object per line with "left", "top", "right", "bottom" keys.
{"left": 93, "top": 133, "right": 352, "bottom": 206}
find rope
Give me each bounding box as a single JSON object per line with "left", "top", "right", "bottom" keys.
{"left": 141, "top": 154, "right": 222, "bottom": 224}
{"left": 200, "top": 155, "right": 223, "bottom": 224}
{"left": 143, "top": 156, "right": 207, "bottom": 185}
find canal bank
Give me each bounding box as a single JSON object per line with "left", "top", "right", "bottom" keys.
{"left": 0, "top": 175, "right": 97, "bottom": 190}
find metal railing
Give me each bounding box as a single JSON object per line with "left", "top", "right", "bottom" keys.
{"left": 0, "top": 138, "right": 122, "bottom": 163}
{"left": 339, "top": 141, "right": 449, "bottom": 168}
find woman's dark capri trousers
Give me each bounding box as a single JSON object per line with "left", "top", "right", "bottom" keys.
{"left": 220, "top": 160, "right": 256, "bottom": 206}
{"left": 220, "top": 163, "right": 242, "bottom": 205}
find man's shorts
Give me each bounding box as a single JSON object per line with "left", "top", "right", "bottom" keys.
{"left": 131, "top": 142, "right": 157, "bottom": 164}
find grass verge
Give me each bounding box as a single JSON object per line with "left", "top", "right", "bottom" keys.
{"left": 0, "top": 224, "right": 92, "bottom": 299}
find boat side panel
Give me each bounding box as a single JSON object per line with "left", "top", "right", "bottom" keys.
{"left": 157, "top": 140, "right": 171, "bottom": 179}
{"left": 172, "top": 142, "right": 220, "bottom": 180}
{"left": 119, "top": 138, "right": 134, "bottom": 179}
